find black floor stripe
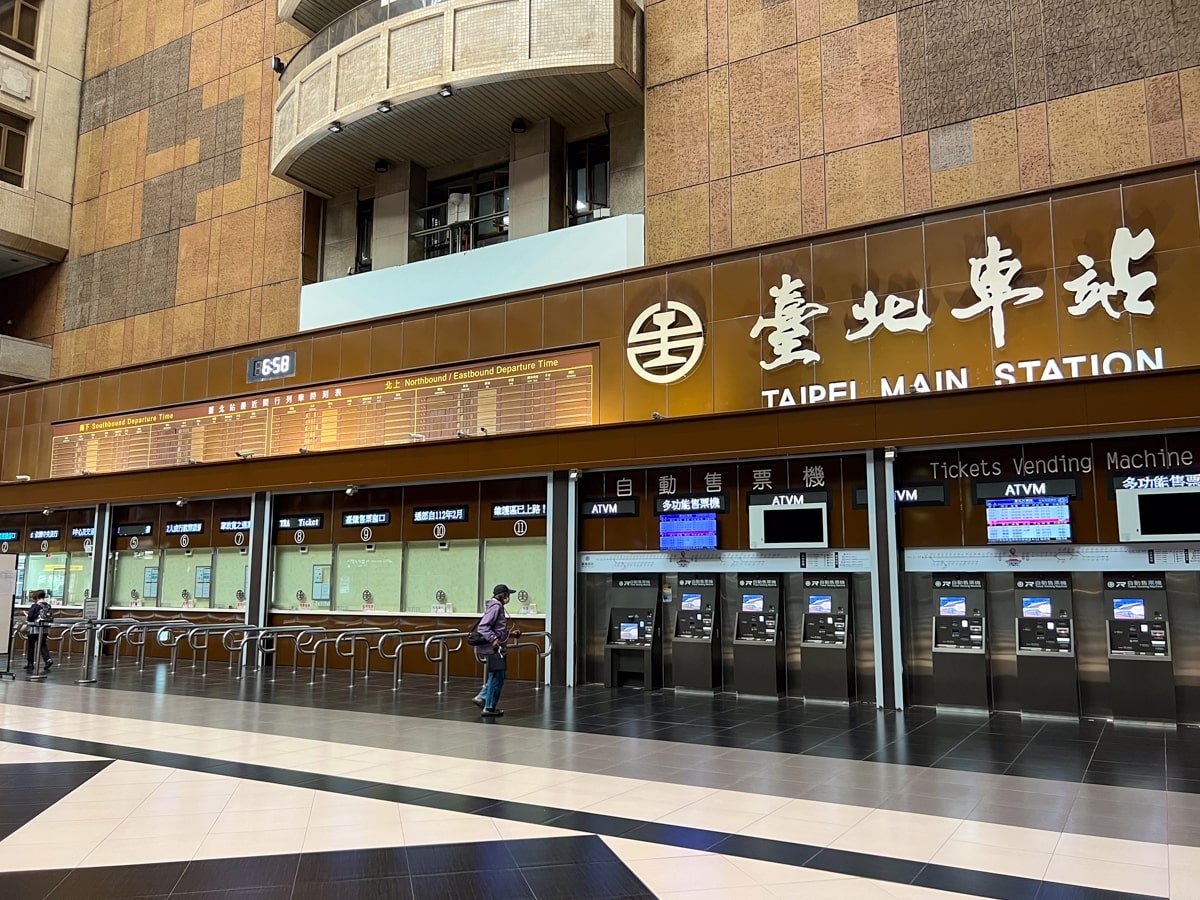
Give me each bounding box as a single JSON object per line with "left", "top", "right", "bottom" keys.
{"left": 0, "top": 728, "right": 1159, "bottom": 900}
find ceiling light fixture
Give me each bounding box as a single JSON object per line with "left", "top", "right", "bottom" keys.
{"left": 377, "top": 101, "right": 392, "bottom": 113}
{"left": 438, "top": 85, "right": 453, "bottom": 98}
{"left": 14, "top": 474, "right": 30, "bottom": 482}
{"left": 328, "top": 121, "right": 343, "bottom": 133}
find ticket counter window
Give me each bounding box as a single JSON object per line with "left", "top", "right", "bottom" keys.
{"left": 111, "top": 550, "right": 162, "bottom": 608}
{"left": 213, "top": 549, "right": 250, "bottom": 610}
{"left": 482, "top": 538, "right": 546, "bottom": 615}
{"left": 18, "top": 554, "right": 67, "bottom": 606}
{"left": 403, "top": 541, "right": 480, "bottom": 614}
{"left": 161, "top": 548, "right": 215, "bottom": 609}
{"left": 273, "top": 545, "right": 334, "bottom": 611}
{"left": 335, "top": 544, "right": 403, "bottom": 613}
{"left": 63, "top": 551, "right": 94, "bottom": 607}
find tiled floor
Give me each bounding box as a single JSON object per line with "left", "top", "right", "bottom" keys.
{"left": 0, "top": 661, "right": 1196, "bottom": 897}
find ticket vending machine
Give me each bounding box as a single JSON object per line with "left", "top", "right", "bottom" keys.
{"left": 799, "top": 575, "right": 854, "bottom": 702}
{"left": 672, "top": 574, "right": 721, "bottom": 692}
{"left": 1014, "top": 575, "right": 1078, "bottom": 717}
{"left": 733, "top": 575, "right": 785, "bottom": 697}
{"left": 931, "top": 575, "right": 989, "bottom": 710}
{"left": 604, "top": 575, "right": 664, "bottom": 691}
{"left": 1104, "top": 573, "right": 1175, "bottom": 722}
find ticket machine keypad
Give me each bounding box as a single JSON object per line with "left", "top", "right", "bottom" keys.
{"left": 676, "top": 607, "right": 714, "bottom": 639}
{"left": 1108, "top": 620, "right": 1170, "bottom": 657}
{"left": 736, "top": 608, "right": 778, "bottom": 642}
{"left": 933, "top": 615, "right": 985, "bottom": 651}
{"left": 1017, "top": 617, "right": 1073, "bottom": 654}
{"left": 802, "top": 613, "right": 848, "bottom": 646}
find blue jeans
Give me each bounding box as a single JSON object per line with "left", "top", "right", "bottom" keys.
{"left": 482, "top": 666, "right": 506, "bottom": 709}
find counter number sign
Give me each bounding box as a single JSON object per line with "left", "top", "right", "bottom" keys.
{"left": 360, "top": 527, "right": 372, "bottom": 542}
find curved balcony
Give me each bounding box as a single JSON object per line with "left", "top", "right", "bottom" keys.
{"left": 279, "top": 0, "right": 372, "bottom": 36}
{"left": 272, "top": 0, "right": 644, "bottom": 198}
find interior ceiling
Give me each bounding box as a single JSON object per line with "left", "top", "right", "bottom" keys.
{"left": 290, "top": 0, "right": 366, "bottom": 34}
{"left": 284, "top": 73, "right": 642, "bottom": 197}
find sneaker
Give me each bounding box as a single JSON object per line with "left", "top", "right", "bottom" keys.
{"left": 481, "top": 708, "right": 504, "bottom": 717}
{"left": 43, "top": 661, "right": 53, "bottom": 672}
{"left": 472, "top": 694, "right": 485, "bottom": 709}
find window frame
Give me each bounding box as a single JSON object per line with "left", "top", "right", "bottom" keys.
{"left": 0, "top": 0, "right": 40, "bottom": 59}
{"left": 566, "top": 135, "right": 611, "bottom": 227}
{"left": 0, "top": 108, "right": 29, "bottom": 188}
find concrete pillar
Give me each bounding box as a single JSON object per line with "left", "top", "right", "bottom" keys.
{"left": 372, "top": 161, "right": 427, "bottom": 269}
{"left": 321, "top": 190, "right": 358, "bottom": 280}
{"left": 608, "top": 107, "right": 645, "bottom": 217}
{"left": 508, "top": 120, "right": 565, "bottom": 240}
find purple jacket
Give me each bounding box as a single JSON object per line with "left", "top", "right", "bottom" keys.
{"left": 476, "top": 598, "right": 509, "bottom": 655}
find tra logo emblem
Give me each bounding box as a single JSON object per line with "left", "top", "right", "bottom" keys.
{"left": 626, "top": 301, "right": 704, "bottom": 384}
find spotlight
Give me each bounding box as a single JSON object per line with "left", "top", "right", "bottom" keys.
{"left": 455, "top": 430, "right": 467, "bottom": 439}
{"left": 479, "top": 427, "right": 489, "bottom": 436}
{"left": 374, "top": 159, "right": 389, "bottom": 173}
{"left": 81, "top": 469, "right": 93, "bottom": 476}
{"left": 234, "top": 450, "right": 256, "bottom": 459}
{"left": 14, "top": 474, "right": 30, "bottom": 482}
{"left": 651, "top": 411, "right": 663, "bottom": 421}
{"left": 511, "top": 117, "right": 527, "bottom": 133}
{"left": 377, "top": 101, "right": 392, "bottom": 113}
{"left": 346, "top": 485, "right": 358, "bottom": 497}
{"left": 271, "top": 56, "right": 286, "bottom": 75}
{"left": 408, "top": 433, "right": 426, "bottom": 441}
{"left": 187, "top": 457, "right": 199, "bottom": 465}
{"left": 438, "top": 85, "right": 453, "bottom": 98}
{"left": 299, "top": 446, "right": 310, "bottom": 454}
{"left": 327, "top": 121, "right": 343, "bottom": 133}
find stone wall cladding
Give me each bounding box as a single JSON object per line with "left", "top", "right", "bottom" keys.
{"left": 645, "top": 0, "right": 1200, "bottom": 263}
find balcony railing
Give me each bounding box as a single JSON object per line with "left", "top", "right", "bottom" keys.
{"left": 281, "top": 0, "right": 450, "bottom": 90}
{"left": 412, "top": 187, "right": 510, "bottom": 259}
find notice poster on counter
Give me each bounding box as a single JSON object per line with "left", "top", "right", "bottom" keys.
{"left": 0, "top": 555, "right": 16, "bottom": 662}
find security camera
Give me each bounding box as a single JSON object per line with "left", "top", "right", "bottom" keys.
{"left": 479, "top": 427, "right": 489, "bottom": 436}
{"left": 234, "top": 449, "right": 256, "bottom": 459}
{"left": 187, "top": 458, "right": 199, "bottom": 465}
{"left": 41, "top": 508, "right": 51, "bottom": 516}
{"left": 455, "top": 430, "right": 467, "bottom": 439}
{"left": 651, "top": 411, "right": 663, "bottom": 421}
{"left": 408, "top": 433, "right": 426, "bottom": 441}
{"left": 374, "top": 159, "right": 390, "bottom": 173}
{"left": 345, "top": 485, "right": 358, "bottom": 496}
{"left": 175, "top": 498, "right": 186, "bottom": 507}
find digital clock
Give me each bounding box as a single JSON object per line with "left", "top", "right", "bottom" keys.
{"left": 246, "top": 351, "right": 296, "bottom": 383}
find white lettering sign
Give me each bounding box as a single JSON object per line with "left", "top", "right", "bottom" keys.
{"left": 846, "top": 290, "right": 931, "bottom": 342}
{"left": 954, "top": 236, "right": 1044, "bottom": 348}
{"left": 751, "top": 275, "right": 828, "bottom": 369}
{"left": 1065, "top": 228, "right": 1156, "bottom": 320}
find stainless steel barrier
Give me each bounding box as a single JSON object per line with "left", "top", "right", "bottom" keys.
{"left": 113, "top": 620, "right": 190, "bottom": 671}
{"left": 506, "top": 630, "right": 553, "bottom": 691}
{"left": 378, "top": 628, "right": 458, "bottom": 690}
{"left": 93, "top": 618, "right": 143, "bottom": 668}
{"left": 422, "top": 631, "right": 470, "bottom": 695}
{"left": 255, "top": 626, "right": 325, "bottom": 681}
{"left": 297, "top": 627, "right": 388, "bottom": 685}
{"left": 156, "top": 624, "right": 242, "bottom": 677}
{"left": 333, "top": 628, "right": 399, "bottom": 686}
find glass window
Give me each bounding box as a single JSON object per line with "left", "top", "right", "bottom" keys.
{"left": 415, "top": 166, "right": 509, "bottom": 259}
{"left": 111, "top": 549, "right": 162, "bottom": 607}
{"left": 23, "top": 553, "right": 67, "bottom": 606}
{"left": 482, "top": 538, "right": 547, "bottom": 615}
{"left": 213, "top": 548, "right": 250, "bottom": 610}
{"left": 353, "top": 198, "right": 373, "bottom": 274}
{"left": 161, "top": 548, "right": 215, "bottom": 609}
{"left": 0, "top": 110, "right": 28, "bottom": 187}
{"left": 64, "top": 551, "right": 94, "bottom": 607}
{"left": 335, "top": 543, "right": 403, "bottom": 613}
{"left": 403, "top": 540, "right": 480, "bottom": 614}
{"left": 272, "top": 545, "right": 334, "bottom": 610}
{"left": 0, "top": 1, "right": 38, "bottom": 59}
{"left": 566, "top": 136, "right": 610, "bottom": 226}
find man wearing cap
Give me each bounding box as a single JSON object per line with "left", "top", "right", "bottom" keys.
{"left": 475, "top": 584, "right": 520, "bottom": 717}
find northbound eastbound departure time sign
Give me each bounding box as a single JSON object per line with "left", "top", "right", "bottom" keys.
{"left": 49, "top": 349, "right": 596, "bottom": 478}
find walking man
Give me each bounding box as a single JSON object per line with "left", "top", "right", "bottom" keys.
{"left": 24, "top": 590, "right": 54, "bottom": 673}
{"left": 475, "top": 584, "right": 520, "bottom": 717}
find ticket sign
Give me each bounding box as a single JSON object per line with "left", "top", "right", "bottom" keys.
{"left": 581, "top": 498, "right": 639, "bottom": 517}
{"left": 412, "top": 507, "right": 468, "bottom": 523}
{"left": 277, "top": 515, "right": 323, "bottom": 529}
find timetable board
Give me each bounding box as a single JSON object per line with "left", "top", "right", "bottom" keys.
{"left": 50, "top": 350, "right": 596, "bottom": 478}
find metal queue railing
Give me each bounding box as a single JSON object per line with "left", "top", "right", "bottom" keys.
{"left": 10, "top": 616, "right": 552, "bottom": 693}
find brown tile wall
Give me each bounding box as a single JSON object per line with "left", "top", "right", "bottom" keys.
{"left": 646, "top": 0, "right": 1200, "bottom": 263}
{"left": 7, "top": 0, "right": 309, "bottom": 376}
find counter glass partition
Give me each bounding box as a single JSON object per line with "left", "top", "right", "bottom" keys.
{"left": 403, "top": 541, "right": 480, "bottom": 614}
{"left": 335, "top": 543, "right": 403, "bottom": 613}
{"left": 110, "top": 549, "right": 162, "bottom": 607}
{"left": 160, "top": 548, "right": 215, "bottom": 609}
{"left": 272, "top": 545, "right": 334, "bottom": 611}
{"left": 213, "top": 549, "right": 250, "bottom": 610}
{"left": 482, "top": 538, "right": 546, "bottom": 614}
{"left": 64, "top": 551, "right": 95, "bottom": 607}
{"left": 16, "top": 553, "right": 68, "bottom": 605}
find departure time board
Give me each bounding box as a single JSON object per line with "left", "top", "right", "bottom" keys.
{"left": 50, "top": 350, "right": 596, "bottom": 478}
